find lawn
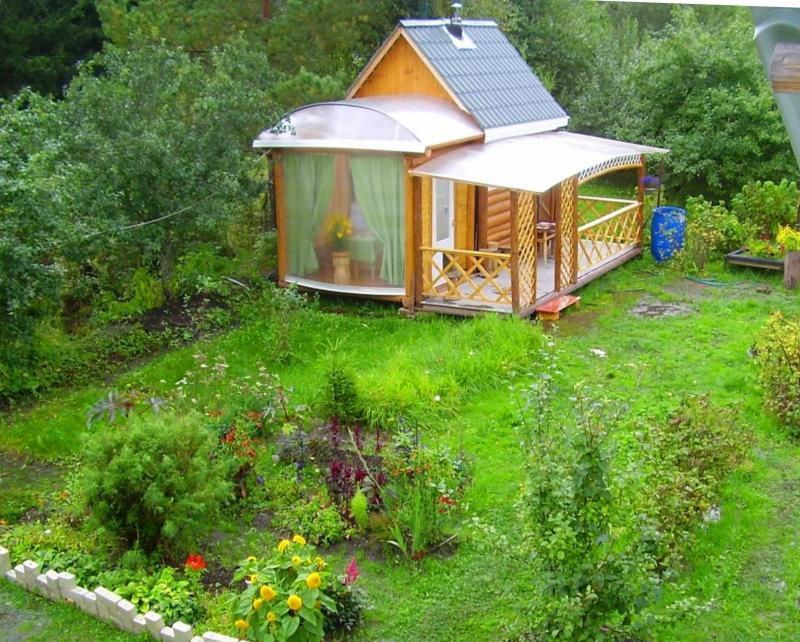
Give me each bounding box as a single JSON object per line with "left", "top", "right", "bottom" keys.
{"left": 1, "top": 256, "right": 799, "bottom": 641}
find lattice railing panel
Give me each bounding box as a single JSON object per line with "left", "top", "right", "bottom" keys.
{"left": 516, "top": 192, "right": 538, "bottom": 309}
{"left": 559, "top": 178, "right": 578, "bottom": 288}
{"left": 577, "top": 196, "right": 634, "bottom": 226}
{"left": 578, "top": 154, "right": 642, "bottom": 184}
{"left": 420, "top": 247, "right": 512, "bottom": 305}
{"left": 577, "top": 202, "right": 641, "bottom": 273}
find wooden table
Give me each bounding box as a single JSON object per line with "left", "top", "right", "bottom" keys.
{"left": 536, "top": 222, "right": 556, "bottom": 264}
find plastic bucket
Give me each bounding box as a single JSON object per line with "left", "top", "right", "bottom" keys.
{"left": 651, "top": 206, "right": 687, "bottom": 262}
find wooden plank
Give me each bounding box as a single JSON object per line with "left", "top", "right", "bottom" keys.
{"left": 534, "top": 295, "right": 580, "bottom": 321}
{"left": 272, "top": 152, "right": 288, "bottom": 284}
{"left": 509, "top": 191, "right": 521, "bottom": 314}
{"left": 350, "top": 31, "right": 461, "bottom": 107}
{"left": 637, "top": 155, "right": 645, "bottom": 245}
{"left": 770, "top": 43, "right": 800, "bottom": 92}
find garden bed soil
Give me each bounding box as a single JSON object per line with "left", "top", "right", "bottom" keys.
{"left": 725, "top": 248, "right": 784, "bottom": 271}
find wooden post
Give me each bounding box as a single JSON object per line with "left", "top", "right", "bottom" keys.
{"left": 568, "top": 177, "right": 579, "bottom": 284}
{"left": 476, "top": 186, "right": 488, "bottom": 249}
{"left": 770, "top": 43, "right": 800, "bottom": 92}
{"left": 509, "top": 191, "right": 521, "bottom": 314}
{"left": 403, "top": 158, "right": 415, "bottom": 312}
{"left": 637, "top": 155, "right": 646, "bottom": 246}
{"left": 272, "top": 152, "right": 288, "bottom": 285}
{"left": 785, "top": 251, "right": 800, "bottom": 289}
{"left": 413, "top": 176, "right": 424, "bottom": 307}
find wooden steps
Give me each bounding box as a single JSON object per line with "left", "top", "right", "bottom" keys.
{"left": 534, "top": 295, "right": 580, "bottom": 320}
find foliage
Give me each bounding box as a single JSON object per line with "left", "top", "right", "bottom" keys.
{"left": 232, "top": 537, "right": 337, "bottom": 642}
{"left": 272, "top": 492, "right": 350, "bottom": 546}
{"left": 112, "top": 566, "right": 203, "bottom": 625}
{"left": 616, "top": 7, "right": 794, "bottom": 200}
{"left": 679, "top": 196, "right": 752, "bottom": 271}
{"left": 0, "top": 0, "right": 103, "bottom": 98}
{"left": 777, "top": 225, "right": 800, "bottom": 253}
{"left": 382, "top": 433, "right": 470, "bottom": 561}
{"left": 731, "top": 180, "right": 799, "bottom": 237}
{"left": 320, "top": 350, "right": 360, "bottom": 424}
{"left": 516, "top": 371, "right": 656, "bottom": 641}
{"left": 756, "top": 313, "right": 800, "bottom": 435}
{"left": 80, "top": 412, "right": 231, "bottom": 556}
{"left": 321, "top": 575, "right": 368, "bottom": 638}
{"left": 349, "top": 488, "right": 370, "bottom": 533}
{"left": 743, "top": 238, "right": 784, "bottom": 260}
{"left": 633, "top": 395, "right": 751, "bottom": 566}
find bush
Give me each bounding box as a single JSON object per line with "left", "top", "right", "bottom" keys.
{"left": 680, "top": 196, "right": 751, "bottom": 270}
{"left": 321, "top": 351, "right": 360, "bottom": 425}
{"left": 516, "top": 378, "right": 655, "bottom": 641}
{"left": 322, "top": 574, "right": 368, "bottom": 638}
{"left": 81, "top": 412, "right": 231, "bottom": 556}
{"left": 111, "top": 566, "right": 204, "bottom": 625}
{"left": 731, "top": 180, "right": 799, "bottom": 237}
{"left": 272, "top": 492, "right": 350, "bottom": 546}
{"left": 634, "top": 395, "right": 751, "bottom": 565}
{"left": 756, "top": 313, "right": 800, "bottom": 434}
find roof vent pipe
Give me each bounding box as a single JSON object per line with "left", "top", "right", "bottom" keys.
{"left": 447, "top": 2, "right": 463, "bottom": 39}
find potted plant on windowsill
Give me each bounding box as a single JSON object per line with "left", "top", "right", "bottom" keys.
{"left": 777, "top": 225, "right": 800, "bottom": 289}
{"left": 327, "top": 215, "right": 353, "bottom": 284}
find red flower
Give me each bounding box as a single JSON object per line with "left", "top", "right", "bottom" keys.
{"left": 343, "top": 558, "right": 359, "bottom": 586}
{"left": 184, "top": 553, "right": 207, "bottom": 572}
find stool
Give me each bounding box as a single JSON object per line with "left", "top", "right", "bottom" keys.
{"left": 536, "top": 222, "right": 556, "bottom": 264}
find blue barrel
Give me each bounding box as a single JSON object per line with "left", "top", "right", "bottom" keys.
{"left": 651, "top": 206, "right": 687, "bottom": 262}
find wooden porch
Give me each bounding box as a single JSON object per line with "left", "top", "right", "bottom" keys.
{"left": 415, "top": 192, "right": 643, "bottom": 316}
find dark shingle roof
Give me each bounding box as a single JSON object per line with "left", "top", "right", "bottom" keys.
{"left": 400, "top": 19, "right": 567, "bottom": 131}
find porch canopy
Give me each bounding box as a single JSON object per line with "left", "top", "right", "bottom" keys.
{"left": 253, "top": 94, "right": 483, "bottom": 154}
{"left": 410, "top": 131, "right": 668, "bottom": 193}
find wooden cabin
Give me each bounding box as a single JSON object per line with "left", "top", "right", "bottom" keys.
{"left": 253, "top": 14, "right": 667, "bottom": 316}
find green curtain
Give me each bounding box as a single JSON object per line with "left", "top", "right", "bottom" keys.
{"left": 283, "top": 152, "right": 335, "bottom": 276}
{"left": 349, "top": 154, "right": 405, "bottom": 286}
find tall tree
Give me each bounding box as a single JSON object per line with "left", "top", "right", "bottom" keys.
{"left": 0, "top": 0, "right": 103, "bottom": 97}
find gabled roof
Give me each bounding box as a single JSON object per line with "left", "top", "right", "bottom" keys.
{"left": 348, "top": 19, "right": 569, "bottom": 141}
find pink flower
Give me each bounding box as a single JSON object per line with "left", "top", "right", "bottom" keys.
{"left": 343, "top": 558, "right": 359, "bottom": 586}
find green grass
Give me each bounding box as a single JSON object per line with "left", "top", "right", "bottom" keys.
{"left": 2, "top": 257, "right": 800, "bottom": 641}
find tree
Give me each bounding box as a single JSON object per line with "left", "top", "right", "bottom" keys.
{"left": 616, "top": 7, "right": 795, "bottom": 199}
{"left": 60, "top": 39, "right": 282, "bottom": 288}
{"left": 0, "top": 0, "right": 103, "bottom": 98}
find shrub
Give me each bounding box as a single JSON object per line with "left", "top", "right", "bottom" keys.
{"left": 321, "top": 351, "right": 360, "bottom": 425}
{"left": 731, "top": 179, "right": 799, "bottom": 237}
{"left": 232, "top": 537, "right": 338, "bottom": 642}
{"left": 81, "top": 412, "right": 231, "bottom": 556}
{"left": 322, "top": 571, "right": 368, "bottom": 638}
{"left": 272, "top": 492, "right": 350, "bottom": 546}
{"left": 680, "top": 196, "right": 751, "bottom": 270}
{"left": 634, "top": 395, "right": 750, "bottom": 565}
{"left": 777, "top": 225, "right": 800, "bottom": 253}
{"left": 349, "top": 488, "right": 369, "bottom": 532}
{"left": 516, "top": 378, "right": 656, "bottom": 641}
{"left": 756, "top": 313, "right": 800, "bottom": 434}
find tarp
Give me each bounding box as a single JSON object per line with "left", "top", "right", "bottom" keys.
{"left": 410, "top": 131, "right": 668, "bottom": 194}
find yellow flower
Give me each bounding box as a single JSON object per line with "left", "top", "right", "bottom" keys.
{"left": 267, "top": 611, "right": 278, "bottom": 623}
{"left": 252, "top": 598, "right": 264, "bottom": 611}
{"left": 291, "top": 555, "right": 302, "bottom": 566}
{"left": 287, "top": 594, "right": 303, "bottom": 611}
{"left": 249, "top": 574, "right": 258, "bottom": 584}
{"left": 246, "top": 556, "right": 257, "bottom": 562}
{"left": 315, "top": 556, "right": 327, "bottom": 570}
{"left": 277, "top": 539, "right": 291, "bottom": 553}
{"left": 292, "top": 534, "right": 306, "bottom": 546}
{"left": 235, "top": 619, "right": 249, "bottom": 631}
{"left": 306, "top": 572, "right": 321, "bottom": 589}
{"left": 260, "top": 585, "right": 276, "bottom": 601}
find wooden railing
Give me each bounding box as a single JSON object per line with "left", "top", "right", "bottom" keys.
{"left": 578, "top": 196, "right": 637, "bottom": 226}
{"left": 420, "top": 247, "right": 512, "bottom": 305}
{"left": 577, "top": 200, "right": 641, "bottom": 274}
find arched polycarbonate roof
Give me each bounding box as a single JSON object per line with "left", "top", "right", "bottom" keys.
{"left": 252, "top": 94, "right": 484, "bottom": 153}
